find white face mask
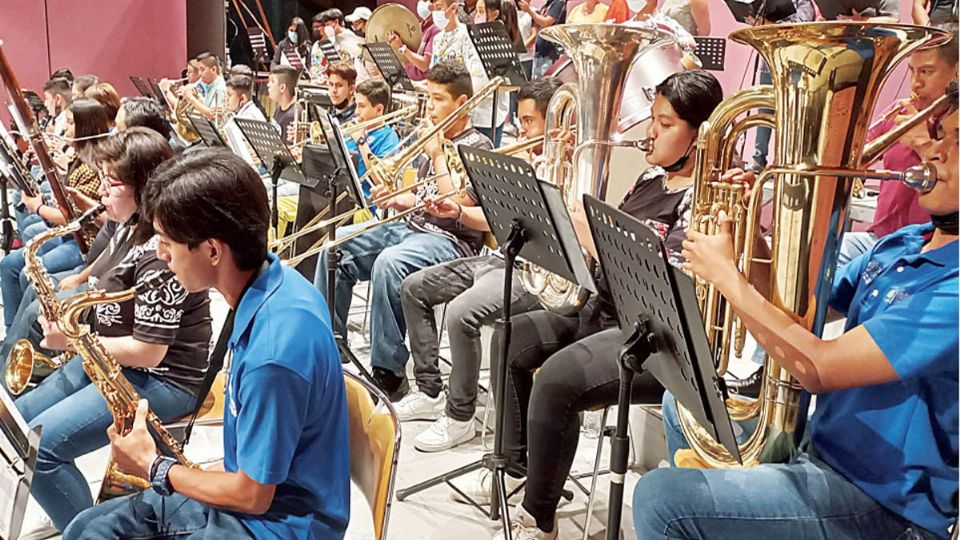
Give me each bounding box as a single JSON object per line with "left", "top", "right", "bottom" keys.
{"left": 288, "top": 31, "right": 299, "bottom": 44}
{"left": 626, "top": 0, "right": 646, "bottom": 12}
{"left": 417, "top": 0, "right": 432, "bottom": 19}
{"left": 324, "top": 26, "right": 336, "bottom": 40}
{"left": 432, "top": 7, "right": 450, "bottom": 29}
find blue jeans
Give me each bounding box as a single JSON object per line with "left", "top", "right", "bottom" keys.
{"left": 752, "top": 63, "right": 774, "bottom": 169}
{"left": 2, "top": 237, "right": 84, "bottom": 328}
{"left": 15, "top": 357, "right": 196, "bottom": 531}
{"left": 532, "top": 55, "right": 554, "bottom": 79}
{"left": 838, "top": 231, "right": 878, "bottom": 267}
{"left": 632, "top": 392, "right": 938, "bottom": 540}
{"left": 314, "top": 221, "right": 459, "bottom": 376}
{"left": 63, "top": 491, "right": 252, "bottom": 539}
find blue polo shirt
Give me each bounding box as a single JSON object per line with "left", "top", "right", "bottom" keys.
{"left": 813, "top": 223, "right": 958, "bottom": 537}
{"left": 223, "top": 253, "right": 350, "bottom": 539}
{"left": 345, "top": 124, "right": 400, "bottom": 201}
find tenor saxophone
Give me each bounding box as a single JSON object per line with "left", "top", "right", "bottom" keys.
{"left": 57, "top": 269, "right": 197, "bottom": 501}
{"left": 3, "top": 204, "right": 104, "bottom": 395}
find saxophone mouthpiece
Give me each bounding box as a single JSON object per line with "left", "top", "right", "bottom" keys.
{"left": 136, "top": 269, "right": 176, "bottom": 294}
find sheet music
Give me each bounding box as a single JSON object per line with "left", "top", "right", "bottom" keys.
{"left": 0, "top": 389, "right": 29, "bottom": 540}
{"left": 539, "top": 182, "right": 598, "bottom": 294}
{"left": 0, "top": 460, "right": 16, "bottom": 539}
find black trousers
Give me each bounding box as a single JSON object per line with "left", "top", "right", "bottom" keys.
{"left": 489, "top": 306, "right": 664, "bottom": 532}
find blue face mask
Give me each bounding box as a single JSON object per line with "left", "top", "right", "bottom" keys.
{"left": 288, "top": 30, "right": 299, "bottom": 44}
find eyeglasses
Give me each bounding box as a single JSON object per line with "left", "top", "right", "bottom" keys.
{"left": 98, "top": 170, "right": 125, "bottom": 190}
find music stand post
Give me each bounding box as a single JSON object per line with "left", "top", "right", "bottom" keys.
{"left": 303, "top": 112, "right": 376, "bottom": 385}
{"left": 467, "top": 22, "right": 528, "bottom": 145}
{"left": 395, "top": 148, "right": 595, "bottom": 538}
{"left": 234, "top": 117, "right": 309, "bottom": 241}
{"left": 583, "top": 195, "right": 741, "bottom": 540}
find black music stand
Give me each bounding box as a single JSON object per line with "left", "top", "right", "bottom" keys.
{"left": 583, "top": 195, "right": 740, "bottom": 540}
{"left": 234, "top": 117, "right": 308, "bottom": 240}
{"left": 187, "top": 112, "right": 226, "bottom": 147}
{"left": 148, "top": 78, "right": 172, "bottom": 115}
{"left": 0, "top": 387, "right": 41, "bottom": 540}
{"left": 395, "top": 148, "right": 595, "bottom": 538}
{"left": 364, "top": 42, "right": 415, "bottom": 92}
{"left": 129, "top": 76, "right": 155, "bottom": 99}
{"left": 316, "top": 39, "right": 341, "bottom": 65}
{"left": 467, "top": 22, "right": 528, "bottom": 146}
{"left": 302, "top": 111, "right": 375, "bottom": 384}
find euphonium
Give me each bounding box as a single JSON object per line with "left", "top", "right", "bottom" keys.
{"left": 519, "top": 23, "right": 679, "bottom": 315}
{"left": 3, "top": 204, "right": 104, "bottom": 395}
{"left": 57, "top": 269, "right": 197, "bottom": 500}
{"left": 675, "top": 22, "right": 950, "bottom": 469}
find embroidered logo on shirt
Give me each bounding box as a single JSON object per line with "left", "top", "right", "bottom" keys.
{"left": 884, "top": 287, "right": 910, "bottom": 305}
{"left": 862, "top": 260, "right": 884, "bottom": 284}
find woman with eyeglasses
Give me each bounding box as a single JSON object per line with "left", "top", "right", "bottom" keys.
{"left": 0, "top": 97, "right": 110, "bottom": 332}
{"left": 12, "top": 127, "right": 213, "bottom": 540}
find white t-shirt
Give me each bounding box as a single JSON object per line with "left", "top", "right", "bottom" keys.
{"left": 223, "top": 100, "right": 267, "bottom": 168}
{"left": 518, "top": 12, "right": 534, "bottom": 63}
{"left": 430, "top": 24, "right": 509, "bottom": 129}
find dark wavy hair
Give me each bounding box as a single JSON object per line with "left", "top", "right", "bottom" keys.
{"left": 655, "top": 70, "right": 724, "bottom": 129}
{"left": 144, "top": 148, "right": 269, "bottom": 271}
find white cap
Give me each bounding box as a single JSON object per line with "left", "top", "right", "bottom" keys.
{"left": 345, "top": 7, "right": 372, "bottom": 22}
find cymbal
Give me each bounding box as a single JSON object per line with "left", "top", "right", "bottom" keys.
{"left": 365, "top": 3, "right": 422, "bottom": 62}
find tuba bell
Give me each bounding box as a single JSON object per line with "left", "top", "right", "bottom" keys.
{"left": 675, "top": 22, "right": 951, "bottom": 468}
{"left": 519, "top": 23, "right": 683, "bottom": 315}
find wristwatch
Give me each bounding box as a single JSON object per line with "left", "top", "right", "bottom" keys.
{"left": 149, "top": 455, "right": 177, "bottom": 496}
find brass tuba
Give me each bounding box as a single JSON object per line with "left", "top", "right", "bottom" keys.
{"left": 3, "top": 205, "right": 104, "bottom": 394}
{"left": 519, "top": 23, "right": 680, "bottom": 315}
{"left": 57, "top": 269, "right": 197, "bottom": 500}
{"left": 675, "top": 22, "right": 950, "bottom": 468}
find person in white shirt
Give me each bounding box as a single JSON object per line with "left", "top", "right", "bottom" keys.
{"left": 345, "top": 7, "right": 372, "bottom": 37}
{"left": 426, "top": 0, "right": 510, "bottom": 146}
{"left": 313, "top": 9, "right": 370, "bottom": 81}
{"left": 42, "top": 77, "right": 72, "bottom": 137}
{"left": 222, "top": 74, "right": 267, "bottom": 169}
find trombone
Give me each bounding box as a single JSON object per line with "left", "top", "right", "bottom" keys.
{"left": 290, "top": 104, "right": 418, "bottom": 149}
{"left": 272, "top": 76, "right": 503, "bottom": 259}
{"left": 283, "top": 133, "right": 544, "bottom": 268}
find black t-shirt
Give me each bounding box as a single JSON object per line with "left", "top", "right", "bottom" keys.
{"left": 87, "top": 231, "right": 212, "bottom": 395}
{"left": 85, "top": 219, "right": 118, "bottom": 265}
{"left": 272, "top": 102, "right": 298, "bottom": 144}
{"left": 410, "top": 127, "right": 493, "bottom": 257}
{"left": 534, "top": 0, "right": 567, "bottom": 61}
{"left": 593, "top": 167, "right": 693, "bottom": 324}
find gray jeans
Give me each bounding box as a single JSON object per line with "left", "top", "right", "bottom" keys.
{"left": 400, "top": 254, "right": 541, "bottom": 422}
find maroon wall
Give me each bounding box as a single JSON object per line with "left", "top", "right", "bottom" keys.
{"left": 0, "top": 0, "right": 187, "bottom": 118}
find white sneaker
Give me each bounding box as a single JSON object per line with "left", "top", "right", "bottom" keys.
{"left": 393, "top": 391, "right": 444, "bottom": 422}
{"left": 18, "top": 513, "right": 58, "bottom": 540}
{"left": 451, "top": 468, "right": 524, "bottom": 505}
{"left": 414, "top": 415, "right": 475, "bottom": 452}
{"left": 493, "top": 504, "right": 557, "bottom": 540}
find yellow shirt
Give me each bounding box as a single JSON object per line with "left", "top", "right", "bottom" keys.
{"left": 567, "top": 2, "right": 610, "bottom": 23}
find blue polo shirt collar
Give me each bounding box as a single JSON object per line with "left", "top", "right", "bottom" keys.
{"left": 229, "top": 252, "right": 284, "bottom": 350}
{"left": 897, "top": 223, "right": 956, "bottom": 268}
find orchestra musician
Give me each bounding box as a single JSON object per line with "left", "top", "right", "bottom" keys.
{"left": 177, "top": 53, "right": 227, "bottom": 127}
{"left": 633, "top": 80, "right": 958, "bottom": 540}
{"left": 344, "top": 78, "right": 401, "bottom": 202}
{"left": 266, "top": 65, "right": 300, "bottom": 145}
{"left": 14, "top": 128, "right": 212, "bottom": 538}
{"left": 395, "top": 78, "right": 561, "bottom": 452}
{"left": 327, "top": 61, "right": 357, "bottom": 123}
{"left": 222, "top": 73, "right": 268, "bottom": 169}
{"left": 313, "top": 61, "right": 493, "bottom": 400}
{"left": 2, "top": 98, "right": 110, "bottom": 333}
{"left": 63, "top": 148, "right": 351, "bottom": 540}
{"left": 157, "top": 60, "right": 199, "bottom": 111}
{"left": 839, "top": 25, "right": 958, "bottom": 265}
{"left": 485, "top": 71, "right": 724, "bottom": 540}
{"left": 41, "top": 77, "right": 72, "bottom": 136}
{"left": 271, "top": 16, "right": 312, "bottom": 72}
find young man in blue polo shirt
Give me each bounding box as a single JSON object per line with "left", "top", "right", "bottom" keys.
{"left": 63, "top": 148, "right": 351, "bottom": 539}
{"left": 344, "top": 78, "right": 401, "bottom": 209}
{"left": 632, "top": 83, "right": 958, "bottom": 539}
